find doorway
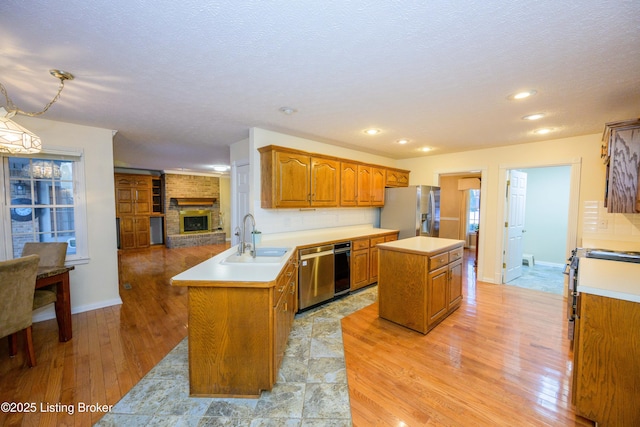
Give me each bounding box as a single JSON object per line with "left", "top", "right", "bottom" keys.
{"left": 502, "top": 165, "right": 573, "bottom": 294}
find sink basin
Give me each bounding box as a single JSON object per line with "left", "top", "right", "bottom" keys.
{"left": 255, "top": 247, "right": 289, "bottom": 257}
{"left": 221, "top": 247, "right": 291, "bottom": 265}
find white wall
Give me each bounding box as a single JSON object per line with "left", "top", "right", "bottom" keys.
{"left": 10, "top": 116, "right": 121, "bottom": 320}
{"left": 520, "top": 166, "right": 571, "bottom": 265}
{"left": 241, "top": 128, "right": 399, "bottom": 235}
{"left": 397, "top": 133, "right": 607, "bottom": 284}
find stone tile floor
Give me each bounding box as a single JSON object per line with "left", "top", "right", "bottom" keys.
{"left": 506, "top": 262, "right": 566, "bottom": 294}
{"left": 95, "top": 287, "right": 378, "bottom": 427}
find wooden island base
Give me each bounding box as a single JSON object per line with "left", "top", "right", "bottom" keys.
{"left": 378, "top": 237, "right": 465, "bottom": 334}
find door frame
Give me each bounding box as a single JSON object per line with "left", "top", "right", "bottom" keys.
{"left": 494, "top": 158, "right": 582, "bottom": 285}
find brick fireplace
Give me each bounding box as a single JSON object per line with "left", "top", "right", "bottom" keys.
{"left": 163, "top": 173, "right": 225, "bottom": 248}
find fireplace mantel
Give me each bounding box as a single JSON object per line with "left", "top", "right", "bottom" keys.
{"left": 172, "top": 197, "right": 217, "bottom": 206}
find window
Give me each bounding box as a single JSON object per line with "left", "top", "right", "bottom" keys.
{"left": 2, "top": 151, "right": 87, "bottom": 262}
{"left": 468, "top": 189, "right": 480, "bottom": 233}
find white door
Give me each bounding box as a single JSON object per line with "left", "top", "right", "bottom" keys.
{"left": 504, "top": 170, "right": 527, "bottom": 283}
{"left": 232, "top": 162, "right": 250, "bottom": 246}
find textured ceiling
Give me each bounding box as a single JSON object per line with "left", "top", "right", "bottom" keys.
{"left": 1, "top": 1, "right": 639, "bottom": 173}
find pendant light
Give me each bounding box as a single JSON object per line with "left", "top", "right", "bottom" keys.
{"left": 0, "top": 69, "right": 74, "bottom": 154}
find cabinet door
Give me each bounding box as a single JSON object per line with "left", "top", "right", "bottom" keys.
{"left": 351, "top": 249, "right": 370, "bottom": 290}
{"left": 371, "top": 167, "right": 386, "bottom": 206}
{"left": 448, "top": 259, "right": 463, "bottom": 309}
{"left": 357, "top": 165, "right": 372, "bottom": 206}
{"left": 340, "top": 162, "right": 358, "bottom": 206}
{"left": 116, "top": 187, "right": 135, "bottom": 216}
{"left": 427, "top": 266, "right": 448, "bottom": 326}
{"left": 134, "top": 186, "right": 151, "bottom": 215}
{"left": 369, "top": 246, "right": 379, "bottom": 282}
{"left": 119, "top": 216, "right": 137, "bottom": 250}
{"left": 607, "top": 127, "right": 640, "bottom": 213}
{"left": 275, "top": 151, "right": 311, "bottom": 207}
{"left": 311, "top": 156, "right": 339, "bottom": 207}
{"left": 135, "top": 216, "right": 150, "bottom": 248}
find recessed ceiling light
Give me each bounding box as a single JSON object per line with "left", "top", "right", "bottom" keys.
{"left": 507, "top": 90, "right": 537, "bottom": 101}
{"left": 364, "top": 128, "right": 381, "bottom": 135}
{"left": 279, "top": 107, "right": 297, "bottom": 115}
{"left": 533, "top": 128, "right": 553, "bottom": 135}
{"left": 419, "top": 147, "right": 432, "bottom": 152}
{"left": 522, "top": 113, "right": 545, "bottom": 121}
{"left": 211, "top": 165, "right": 230, "bottom": 172}
{"left": 397, "top": 139, "right": 410, "bottom": 145}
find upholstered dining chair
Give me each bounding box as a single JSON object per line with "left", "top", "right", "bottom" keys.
{"left": 21, "top": 242, "right": 68, "bottom": 311}
{"left": 0, "top": 254, "right": 40, "bottom": 367}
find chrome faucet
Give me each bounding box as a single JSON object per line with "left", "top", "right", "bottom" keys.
{"left": 238, "top": 213, "right": 256, "bottom": 257}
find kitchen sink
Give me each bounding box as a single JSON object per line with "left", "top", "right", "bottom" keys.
{"left": 221, "top": 247, "right": 291, "bottom": 264}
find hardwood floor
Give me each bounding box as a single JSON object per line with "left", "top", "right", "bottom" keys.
{"left": 0, "top": 244, "right": 229, "bottom": 427}
{"left": 342, "top": 251, "right": 593, "bottom": 426}
{"left": 1, "top": 244, "right": 592, "bottom": 426}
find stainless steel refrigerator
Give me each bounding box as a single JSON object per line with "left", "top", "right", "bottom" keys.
{"left": 380, "top": 185, "right": 440, "bottom": 239}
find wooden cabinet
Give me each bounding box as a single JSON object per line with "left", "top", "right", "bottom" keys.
{"left": 273, "top": 258, "right": 297, "bottom": 377}
{"left": 351, "top": 238, "right": 370, "bottom": 290}
{"left": 602, "top": 119, "right": 640, "bottom": 213}
{"left": 118, "top": 216, "right": 150, "bottom": 249}
{"left": 115, "top": 174, "right": 152, "bottom": 216}
{"left": 260, "top": 145, "right": 409, "bottom": 209}
{"left": 572, "top": 293, "right": 640, "bottom": 426}
{"left": 351, "top": 232, "right": 399, "bottom": 291}
{"left": 115, "top": 173, "right": 161, "bottom": 249}
{"left": 371, "top": 167, "right": 386, "bottom": 205}
{"left": 340, "top": 162, "right": 358, "bottom": 206}
{"left": 259, "top": 146, "right": 339, "bottom": 208}
{"left": 378, "top": 241, "right": 464, "bottom": 334}
{"left": 176, "top": 256, "right": 297, "bottom": 398}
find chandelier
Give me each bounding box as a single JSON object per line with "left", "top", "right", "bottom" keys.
{"left": 22, "top": 160, "right": 62, "bottom": 179}
{"left": 0, "top": 69, "right": 74, "bottom": 154}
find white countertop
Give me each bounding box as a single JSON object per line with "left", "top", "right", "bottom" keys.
{"left": 377, "top": 236, "right": 465, "bottom": 255}
{"left": 171, "top": 225, "right": 398, "bottom": 285}
{"left": 578, "top": 257, "right": 640, "bottom": 303}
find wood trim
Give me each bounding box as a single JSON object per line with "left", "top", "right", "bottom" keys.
{"left": 173, "top": 197, "right": 217, "bottom": 206}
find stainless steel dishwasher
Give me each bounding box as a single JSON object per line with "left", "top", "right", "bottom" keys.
{"left": 298, "top": 244, "right": 335, "bottom": 311}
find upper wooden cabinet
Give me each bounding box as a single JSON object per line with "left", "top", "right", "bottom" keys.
{"left": 602, "top": 119, "right": 640, "bottom": 213}
{"left": 386, "top": 168, "right": 410, "bottom": 187}
{"left": 115, "top": 174, "right": 152, "bottom": 216}
{"left": 260, "top": 145, "right": 408, "bottom": 209}
{"left": 340, "top": 162, "right": 358, "bottom": 206}
{"left": 259, "top": 146, "right": 339, "bottom": 208}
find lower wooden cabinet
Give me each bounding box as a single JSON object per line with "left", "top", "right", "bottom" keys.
{"left": 118, "top": 216, "right": 150, "bottom": 249}
{"left": 351, "top": 232, "right": 398, "bottom": 291}
{"left": 572, "top": 293, "right": 640, "bottom": 426}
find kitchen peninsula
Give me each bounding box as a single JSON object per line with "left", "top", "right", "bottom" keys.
{"left": 377, "top": 236, "right": 465, "bottom": 334}
{"left": 171, "top": 225, "right": 397, "bottom": 397}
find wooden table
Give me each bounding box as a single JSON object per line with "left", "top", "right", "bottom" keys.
{"left": 36, "top": 266, "right": 75, "bottom": 342}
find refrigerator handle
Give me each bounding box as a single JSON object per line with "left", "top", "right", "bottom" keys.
{"left": 429, "top": 190, "right": 436, "bottom": 236}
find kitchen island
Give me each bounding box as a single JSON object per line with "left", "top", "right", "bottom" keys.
{"left": 171, "top": 224, "right": 397, "bottom": 397}
{"left": 377, "top": 236, "right": 465, "bottom": 334}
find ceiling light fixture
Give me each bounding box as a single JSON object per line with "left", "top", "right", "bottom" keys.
{"left": 364, "top": 128, "right": 381, "bottom": 135}
{"left": 396, "top": 139, "right": 410, "bottom": 145}
{"left": 211, "top": 165, "right": 230, "bottom": 172}
{"left": 0, "top": 69, "right": 75, "bottom": 154}
{"left": 420, "top": 147, "right": 432, "bottom": 152}
{"left": 533, "top": 128, "right": 553, "bottom": 135}
{"left": 507, "top": 89, "right": 537, "bottom": 101}
{"left": 279, "top": 107, "right": 297, "bottom": 115}
{"left": 522, "top": 113, "right": 545, "bottom": 121}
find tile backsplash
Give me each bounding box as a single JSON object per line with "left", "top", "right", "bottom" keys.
{"left": 582, "top": 201, "right": 640, "bottom": 248}
{"left": 255, "top": 207, "right": 379, "bottom": 235}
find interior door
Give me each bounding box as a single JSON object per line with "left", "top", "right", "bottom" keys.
{"left": 233, "top": 162, "right": 251, "bottom": 246}
{"left": 504, "top": 170, "right": 527, "bottom": 283}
